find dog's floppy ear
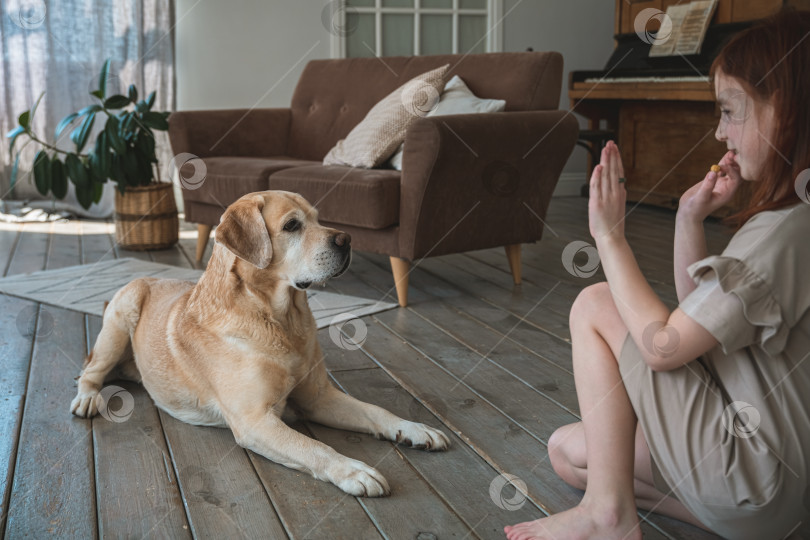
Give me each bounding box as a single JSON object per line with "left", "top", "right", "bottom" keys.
{"left": 215, "top": 195, "right": 273, "bottom": 268}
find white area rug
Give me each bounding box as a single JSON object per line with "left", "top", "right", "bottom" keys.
{"left": 0, "top": 258, "right": 396, "bottom": 328}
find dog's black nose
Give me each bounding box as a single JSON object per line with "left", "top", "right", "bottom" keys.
{"left": 333, "top": 232, "right": 351, "bottom": 250}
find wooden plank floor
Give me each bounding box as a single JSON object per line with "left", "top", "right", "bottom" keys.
{"left": 0, "top": 196, "right": 732, "bottom": 540}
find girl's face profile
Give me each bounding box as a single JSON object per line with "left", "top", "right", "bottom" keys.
{"left": 714, "top": 70, "right": 777, "bottom": 181}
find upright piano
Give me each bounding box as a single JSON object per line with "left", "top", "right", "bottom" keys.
{"left": 570, "top": 0, "right": 809, "bottom": 215}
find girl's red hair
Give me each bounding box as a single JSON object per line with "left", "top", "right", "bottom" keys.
{"left": 710, "top": 9, "right": 810, "bottom": 226}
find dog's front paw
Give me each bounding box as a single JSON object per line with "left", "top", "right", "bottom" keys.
{"left": 392, "top": 421, "right": 450, "bottom": 451}
{"left": 329, "top": 458, "right": 390, "bottom": 497}
{"left": 70, "top": 389, "right": 102, "bottom": 418}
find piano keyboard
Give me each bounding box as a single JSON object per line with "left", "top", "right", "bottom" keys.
{"left": 584, "top": 75, "right": 710, "bottom": 84}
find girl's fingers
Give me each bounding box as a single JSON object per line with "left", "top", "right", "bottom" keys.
{"left": 702, "top": 170, "right": 719, "bottom": 193}
{"left": 609, "top": 142, "right": 621, "bottom": 189}
{"left": 591, "top": 164, "right": 603, "bottom": 200}
{"left": 616, "top": 143, "right": 626, "bottom": 179}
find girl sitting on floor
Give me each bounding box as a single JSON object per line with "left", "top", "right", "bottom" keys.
{"left": 506, "top": 9, "right": 810, "bottom": 540}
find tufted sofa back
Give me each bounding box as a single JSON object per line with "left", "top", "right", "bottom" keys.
{"left": 286, "top": 52, "right": 563, "bottom": 161}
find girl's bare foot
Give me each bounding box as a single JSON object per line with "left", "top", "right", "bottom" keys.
{"left": 503, "top": 501, "right": 642, "bottom": 540}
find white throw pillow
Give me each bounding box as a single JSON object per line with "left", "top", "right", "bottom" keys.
{"left": 387, "top": 75, "right": 506, "bottom": 171}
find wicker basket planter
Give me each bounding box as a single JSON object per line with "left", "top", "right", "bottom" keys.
{"left": 114, "top": 182, "right": 179, "bottom": 250}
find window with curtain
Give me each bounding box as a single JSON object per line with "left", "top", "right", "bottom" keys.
{"left": 0, "top": 0, "right": 175, "bottom": 218}
{"left": 338, "top": 0, "right": 501, "bottom": 58}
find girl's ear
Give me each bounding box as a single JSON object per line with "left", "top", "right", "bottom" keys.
{"left": 215, "top": 195, "right": 272, "bottom": 268}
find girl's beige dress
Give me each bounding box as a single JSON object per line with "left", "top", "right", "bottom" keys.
{"left": 618, "top": 202, "right": 810, "bottom": 540}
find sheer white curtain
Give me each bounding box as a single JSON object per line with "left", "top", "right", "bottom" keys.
{"left": 0, "top": 0, "right": 175, "bottom": 218}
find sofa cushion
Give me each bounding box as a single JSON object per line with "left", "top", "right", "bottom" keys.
{"left": 387, "top": 75, "right": 506, "bottom": 170}
{"left": 288, "top": 52, "right": 563, "bottom": 161}
{"left": 181, "top": 156, "right": 319, "bottom": 207}
{"left": 322, "top": 64, "right": 448, "bottom": 168}
{"left": 268, "top": 165, "right": 400, "bottom": 230}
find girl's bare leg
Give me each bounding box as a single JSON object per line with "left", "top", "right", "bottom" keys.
{"left": 549, "top": 422, "right": 712, "bottom": 532}
{"left": 505, "top": 283, "right": 642, "bottom": 540}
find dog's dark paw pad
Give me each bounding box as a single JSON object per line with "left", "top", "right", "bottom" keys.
{"left": 395, "top": 430, "right": 402, "bottom": 442}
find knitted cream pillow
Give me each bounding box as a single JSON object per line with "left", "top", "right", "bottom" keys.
{"left": 323, "top": 64, "right": 449, "bottom": 168}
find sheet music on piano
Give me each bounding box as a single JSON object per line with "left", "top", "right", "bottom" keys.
{"left": 649, "top": 0, "right": 719, "bottom": 57}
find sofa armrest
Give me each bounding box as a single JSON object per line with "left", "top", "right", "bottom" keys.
{"left": 398, "top": 110, "right": 579, "bottom": 260}
{"left": 168, "top": 108, "right": 292, "bottom": 158}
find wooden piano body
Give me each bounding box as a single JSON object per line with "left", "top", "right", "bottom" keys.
{"left": 570, "top": 0, "right": 810, "bottom": 216}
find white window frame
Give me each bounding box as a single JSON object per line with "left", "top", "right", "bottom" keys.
{"left": 330, "top": 0, "right": 503, "bottom": 58}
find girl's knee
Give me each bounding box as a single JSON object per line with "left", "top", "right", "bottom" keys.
{"left": 569, "top": 282, "right": 612, "bottom": 328}
{"left": 548, "top": 423, "right": 585, "bottom": 487}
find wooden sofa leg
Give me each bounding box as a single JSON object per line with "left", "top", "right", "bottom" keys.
{"left": 196, "top": 224, "right": 213, "bottom": 262}
{"left": 505, "top": 244, "right": 522, "bottom": 285}
{"left": 389, "top": 257, "right": 410, "bottom": 307}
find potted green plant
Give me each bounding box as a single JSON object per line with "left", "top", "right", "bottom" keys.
{"left": 6, "top": 59, "right": 177, "bottom": 250}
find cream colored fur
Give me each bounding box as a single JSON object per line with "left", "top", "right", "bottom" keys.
{"left": 70, "top": 190, "right": 449, "bottom": 496}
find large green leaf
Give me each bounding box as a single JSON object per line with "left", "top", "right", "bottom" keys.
{"left": 98, "top": 59, "right": 111, "bottom": 100}
{"left": 54, "top": 113, "right": 79, "bottom": 139}
{"left": 141, "top": 111, "right": 168, "bottom": 131}
{"left": 18, "top": 110, "right": 30, "bottom": 130}
{"left": 104, "top": 94, "right": 130, "bottom": 109}
{"left": 120, "top": 112, "right": 136, "bottom": 136}
{"left": 29, "top": 92, "right": 45, "bottom": 123}
{"left": 105, "top": 116, "right": 126, "bottom": 154}
{"left": 90, "top": 131, "right": 111, "bottom": 180}
{"left": 50, "top": 159, "right": 67, "bottom": 199}
{"left": 132, "top": 145, "right": 153, "bottom": 184}
{"left": 122, "top": 151, "right": 140, "bottom": 186}
{"left": 71, "top": 112, "right": 96, "bottom": 153}
{"left": 75, "top": 182, "right": 94, "bottom": 210}
{"left": 7, "top": 126, "right": 26, "bottom": 157}
{"left": 65, "top": 153, "right": 89, "bottom": 190}
{"left": 112, "top": 154, "right": 127, "bottom": 190}
{"left": 33, "top": 150, "right": 51, "bottom": 196}
{"left": 146, "top": 91, "right": 156, "bottom": 109}
{"left": 135, "top": 130, "right": 157, "bottom": 162}
{"left": 77, "top": 104, "right": 103, "bottom": 116}
{"left": 93, "top": 181, "right": 105, "bottom": 203}
{"left": 10, "top": 152, "right": 20, "bottom": 190}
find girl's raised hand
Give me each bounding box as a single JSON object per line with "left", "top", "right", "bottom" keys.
{"left": 588, "top": 140, "right": 627, "bottom": 241}
{"left": 678, "top": 150, "right": 742, "bottom": 221}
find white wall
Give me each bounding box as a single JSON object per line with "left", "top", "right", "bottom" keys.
{"left": 175, "top": 0, "right": 332, "bottom": 110}
{"left": 175, "top": 0, "right": 616, "bottom": 193}
{"left": 502, "top": 0, "right": 615, "bottom": 194}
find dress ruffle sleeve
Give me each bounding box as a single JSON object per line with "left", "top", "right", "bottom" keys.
{"left": 680, "top": 255, "right": 788, "bottom": 356}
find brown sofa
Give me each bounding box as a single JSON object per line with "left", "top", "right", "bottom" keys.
{"left": 168, "top": 52, "right": 578, "bottom": 306}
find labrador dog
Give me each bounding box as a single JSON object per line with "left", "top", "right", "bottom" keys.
{"left": 70, "top": 190, "right": 449, "bottom": 496}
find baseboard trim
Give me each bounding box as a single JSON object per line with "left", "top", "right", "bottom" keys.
{"left": 552, "top": 172, "right": 585, "bottom": 197}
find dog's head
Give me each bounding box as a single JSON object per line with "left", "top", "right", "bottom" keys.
{"left": 215, "top": 191, "right": 351, "bottom": 290}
